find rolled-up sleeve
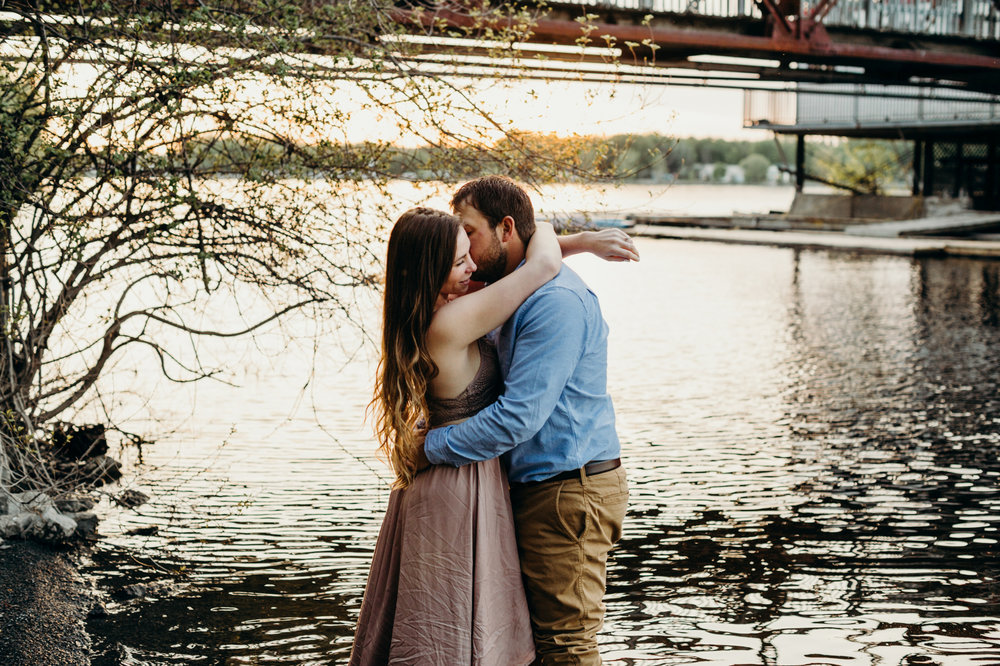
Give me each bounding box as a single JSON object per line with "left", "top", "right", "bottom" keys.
{"left": 424, "top": 288, "right": 586, "bottom": 467}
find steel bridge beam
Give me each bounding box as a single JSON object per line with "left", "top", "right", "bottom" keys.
{"left": 391, "top": 3, "right": 1000, "bottom": 93}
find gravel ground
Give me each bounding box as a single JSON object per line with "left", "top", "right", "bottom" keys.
{"left": 0, "top": 539, "right": 91, "bottom": 666}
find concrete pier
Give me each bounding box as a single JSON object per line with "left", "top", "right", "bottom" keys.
{"left": 632, "top": 224, "right": 1000, "bottom": 259}
{"left": 843, "top": 212, "right": 1000, "bottom": 238}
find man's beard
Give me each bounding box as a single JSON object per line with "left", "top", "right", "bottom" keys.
{"left": 471, "top": 235, "right": 507, "bottom": 283}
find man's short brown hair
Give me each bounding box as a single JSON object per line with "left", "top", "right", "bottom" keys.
{"left": 450, "top": 175, "right": 535, "bottom": 246}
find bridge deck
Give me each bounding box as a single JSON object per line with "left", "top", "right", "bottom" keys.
{"left": 395, "top": 0, "right": 1000, "bottom": 93}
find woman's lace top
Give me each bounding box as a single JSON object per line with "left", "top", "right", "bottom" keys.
{"left": 427, "top": 337, "right": 502, "bottom": 427}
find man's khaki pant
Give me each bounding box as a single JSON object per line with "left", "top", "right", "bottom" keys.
{"left": 509, "top": 465, "right": 628, "bottom": 665}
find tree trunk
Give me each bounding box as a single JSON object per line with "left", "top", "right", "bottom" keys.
{"left": 0, "top": 178, "right": 26, "bottom": 509}
{"left": 1, "top": 196, "right": 12, "bottom": 509}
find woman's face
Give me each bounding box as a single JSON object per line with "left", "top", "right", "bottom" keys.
{"left": 440, "top": 229, "right": 477, "bottom": 299}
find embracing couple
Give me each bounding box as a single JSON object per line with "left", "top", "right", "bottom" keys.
{"left": 350, "top": 175, "right": 638, "bottom": 665}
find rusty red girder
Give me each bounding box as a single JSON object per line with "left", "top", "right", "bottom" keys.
{"left": 757, "top": 0, "right": 795, "bottom": 37}
{"left": 390, "top": 6, "right": 1000, "bottom": 84}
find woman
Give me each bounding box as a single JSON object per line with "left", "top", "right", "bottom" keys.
{"left": 350, "top": 207, "right": 634, "bottom": 665}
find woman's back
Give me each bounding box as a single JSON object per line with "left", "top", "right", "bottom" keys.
{"left": 427, "top": 337, "right": 501, "bottom": 427}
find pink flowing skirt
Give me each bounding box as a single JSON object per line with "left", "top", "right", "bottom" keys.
{"left": 350, "top": 458, "right": 535, "bottom": 665}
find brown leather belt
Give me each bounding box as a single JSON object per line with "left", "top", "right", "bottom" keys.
{"left": 512, "top": 458, "right": 621, "bottom": 487}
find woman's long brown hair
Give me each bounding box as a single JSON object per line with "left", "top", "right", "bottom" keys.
{"left": 371, "top": 207, "right": 460, "bottom": 488}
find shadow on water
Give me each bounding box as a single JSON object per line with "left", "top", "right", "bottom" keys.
{"left": 87, "top": 555, "right": 359, "bottom": 664}
{"left": 84, "top": 245, "right": 1000, "bottom": 665}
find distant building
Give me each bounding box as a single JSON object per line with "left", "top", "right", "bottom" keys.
{"left": 696, "top": 163, "right": 746, "bottom": 184}
{"left": 723, "top": 165, "right": 746, "bottom": 184}
{"left": 766, "top": 164, "right": 792, "bottom": 185}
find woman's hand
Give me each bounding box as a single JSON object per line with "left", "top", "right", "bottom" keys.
{"left": 525, "top": 221, "right": 562, "bottom": 278}
{"left": 557, "top": 228, "right": 640, "bottom": 262}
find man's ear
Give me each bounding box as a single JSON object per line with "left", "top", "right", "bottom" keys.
{"left": 499, "top": 216, "right": 516, "bottom": 243}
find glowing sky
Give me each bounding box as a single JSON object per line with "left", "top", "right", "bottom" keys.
{"left": 340, "top": 75, "right": 764, "bottom": 147}
{"left": 481, "top": 79, "right": 760, "bottom": 140}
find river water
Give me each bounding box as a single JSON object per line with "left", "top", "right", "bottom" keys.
{"left": 82, "top": 183, "right": 1000, "bottom": 665}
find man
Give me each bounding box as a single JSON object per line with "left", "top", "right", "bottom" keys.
{"left": 420, "top": 175, "right": 631, "bottom": 665}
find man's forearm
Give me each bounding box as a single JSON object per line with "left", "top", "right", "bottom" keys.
{"left": 423, "top": 411, "right": 522, "bottom": 467}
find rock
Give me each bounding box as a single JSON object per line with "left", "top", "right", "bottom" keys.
{"left": 0, "top": 492, "right": 52, "bottom": 539}
{"left": 0, "top": 512, "right": 35, "bottom": 538}
{"left": 24, "top": 506, "right": 77, "bottom": 545}
{"left": 114, "top": 489, "right": 149, "bottom": 509}
{"left": 16, "top": 490, "right": 54, "bottom": 511}
{"left": 117, "top": 583, "right": 148, "bottom": 599}
{"left": 83, "top": 455, "right": 122, "bottom": 486}
{"left": 0, "top": 491, "right": 85, "bottom": 543}
{"left": 71, "top": 511, "right": 99, "bottom": 538}
{"left": 87, "top": 601, "right": 110, "bottom": 619}
{"left": 51, "top": 423, "right": 108, "bottom": 460}
{"left": 125, "top": 525, "right": 158, "bottom": 536}
{"left": 56, "top": 495, "right": 97, "bottom": 513}
{"left": 114, "top": 579, "right": 174, "bottom": 600}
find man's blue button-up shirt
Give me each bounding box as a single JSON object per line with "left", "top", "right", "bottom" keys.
{"left": 424, "top": 264, "right": 620, "bottom": 483}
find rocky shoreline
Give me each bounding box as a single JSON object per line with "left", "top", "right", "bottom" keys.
{"left": 0, "top": 539, "right": 92, "bottom": 665}
{"left": 0, "top": 425, "right": 142, "bottom": 665}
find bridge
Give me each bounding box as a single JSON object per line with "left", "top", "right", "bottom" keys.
{"left": 391, "top": 0, "right": 1000, "bottom": 93}
{"left": 393, "top": 0, "right": 1000, "bottom": 211}
{"left": 3, "top": 1, "right": 998, "bottom": 208}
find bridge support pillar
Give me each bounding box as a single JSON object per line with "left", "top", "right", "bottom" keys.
{"left": 913, "top": 140, "right": 924, "bottom": 196}
{"left": 954, "top": 143, "right": 964, "bottom": 198}
{"left": 923, "top": 140, "right": 935, "bottom": 198}
{"left": 795, "top": 135, "right": 805, "bottom": 192}
{"left": 987, "top": 140, "right": 997, "bottom": 210}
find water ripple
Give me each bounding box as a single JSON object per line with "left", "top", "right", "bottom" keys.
{"left": 86, "top": 242, "right": 1000, "bottom": 664}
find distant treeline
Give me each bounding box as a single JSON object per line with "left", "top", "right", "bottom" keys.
{"left": 383, "top": 134, "right": 802, "bottom": 183}
{"left": 169, "top": 133, "right": 912, "bottom": 190}
{"left": 595, "top": 134, "right": 799, "bottom": 181}
{"left": 386, "top": 134, "right": 912, "bottom": 190}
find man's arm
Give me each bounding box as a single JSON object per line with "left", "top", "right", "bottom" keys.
{"left": 423, "top": 287, "right": 587, "bottom": 467}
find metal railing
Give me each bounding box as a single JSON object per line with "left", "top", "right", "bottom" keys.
{"left": 563, "top": 0, "right": 759, "bottom": 18}
{"left": 744, "top": 89, "right": 798, "bottom": 127}
{"left": 568, "top": 0, "right": 1000, "bottom": 39}
{"left": 743, "top": 85, "right": 1000, "bottom": 129}
{"left": 823, "top": 0, "right": 1000, "bottom": 39}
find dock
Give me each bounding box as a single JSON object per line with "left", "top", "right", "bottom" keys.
{"left": 632, "top": 224, "right": 1000, "bottom": 260}
{"left": 843, "top": 212, "right": 1000, "bottom": 238}
{"left": 629, "top": 191, "right": 1000, "bottom": 259}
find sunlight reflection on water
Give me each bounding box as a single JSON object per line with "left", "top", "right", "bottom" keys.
{"left": 83, "top": 189, "right": 1000, "bottom": 665}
